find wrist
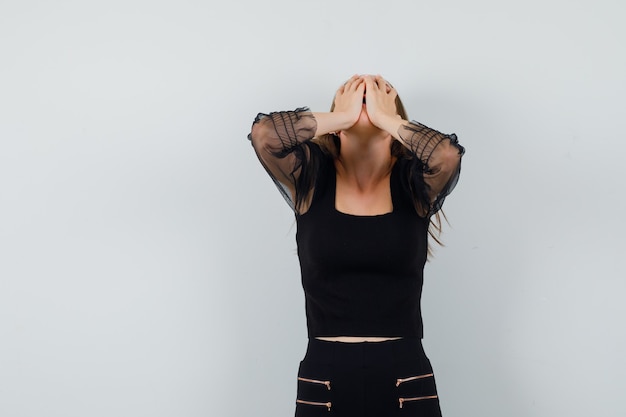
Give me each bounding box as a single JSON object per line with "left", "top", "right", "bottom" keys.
{"left": 377, "top": 114, "right": 404, "bottom": 139}
{"left": 335, "top": 111, "right": 359, "bottom": 130}
{"left": 312, "top": 111, "right": 357, "bottom": 136}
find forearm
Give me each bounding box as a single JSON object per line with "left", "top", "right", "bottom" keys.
{"left": 391, "top": 116, "right": 464, "bottom": 207}
{"left": 312, "top": 112, "right": 357, "bottom": 136}
{"left": 395, "top": 119, "right": 463, "bottom": 167}
{"left": 376, "top": 114, "right": 407, "bottom": 142}
{"left": 249, "top": 108, "right": 317, "bottom": 157}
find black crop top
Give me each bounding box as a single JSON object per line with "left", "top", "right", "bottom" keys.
{"left": 248, "top": 108, "right": 464, "bottom": 338}
{"left": 297, "top": 147, "right": 430, "bottom": 337}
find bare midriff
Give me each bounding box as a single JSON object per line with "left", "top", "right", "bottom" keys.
{"left": 315, "top": 336, "right": 403, "bottom": 343}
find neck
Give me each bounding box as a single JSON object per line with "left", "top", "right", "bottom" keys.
{"left": 337, "top": 127, "right": 394, "bottom": 187}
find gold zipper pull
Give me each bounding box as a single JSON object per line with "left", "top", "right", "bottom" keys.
{"left": 398, "top": 395, "right": 438, "bottom": 408}
{"left": 296, "top": 399, "right": 332, "bottom": 411}
{"left": 396, "top": 373, "right": 434, "bottom": 386}
{"left": 297, "top": 377, "right": 331, "bottom": 390}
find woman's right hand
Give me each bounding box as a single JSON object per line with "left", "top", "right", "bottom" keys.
{"left": 332, "top": 75, "right": 365, "bottom": 128}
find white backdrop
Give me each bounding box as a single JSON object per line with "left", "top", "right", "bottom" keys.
{"left": 1, "top": 0, "right": 625, "bottom": 416}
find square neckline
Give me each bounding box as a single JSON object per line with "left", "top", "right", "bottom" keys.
{"left": 331, "top": 159, "right": 399, "bottom": 218}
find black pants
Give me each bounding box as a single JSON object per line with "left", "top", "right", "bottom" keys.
{"left": 295, "top": 338, "right": 442, "bottom": 417}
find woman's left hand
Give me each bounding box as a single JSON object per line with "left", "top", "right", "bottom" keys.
{"left": 364, "top": 75, "right": 400, "bottom": 131}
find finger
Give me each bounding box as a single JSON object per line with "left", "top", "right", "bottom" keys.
{"left": 377, "top": 77, "right": 393, "bottom": 95}
{"left": 347, "top": 75, "right": 364, "bottom": 92}
{"left": 353, "top": 77, "right": 365, "bottom": 92}
{"left": 372, "top": 75, "right": 384, "bottom": 92}
{"left": 375, "top": 75, "right": 387, "bottom": 92}
{"left": 338, "top": 75, "right": 357, "bottom": 94}
{"left": 364, "top": 75, "right": 376, "bottom": 90}
{"left": 389, "top": 86, "right": 398, "bottom": 99}
{"left": 355, "top": 79, "right": 365, "bottom": 94}
{"left": 346, "top": 74, "right": 360, "bottom": 86}
{"left": 385, "top": 79, "right": 394, "bottom": 93}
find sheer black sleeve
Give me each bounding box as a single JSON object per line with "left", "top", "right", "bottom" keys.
{"left": 247, "top": 107, "right": 319, "bottom": 213}
{"left": 398, "top": 121, "right": 465, "bottom": 216}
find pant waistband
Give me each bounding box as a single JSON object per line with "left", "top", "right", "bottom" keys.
{"left": 303, "top": 337, "right": 425, "bottom": 367}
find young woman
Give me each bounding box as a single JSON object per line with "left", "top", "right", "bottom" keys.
{"left": 248, "top": 74, "right": 465, "bottom": 417}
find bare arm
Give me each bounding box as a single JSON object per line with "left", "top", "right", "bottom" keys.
{"left": 364, "top": 75, "right": 465, "bottom": 211}
{"left": 248, "top": 75, "right": 366, "bottom": 210}
{"left": 313, "top": 74, "right": 366, "bottom": 135}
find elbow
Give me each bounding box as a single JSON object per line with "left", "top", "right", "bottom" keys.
{"left": 248, "top": 117, "right": 275, "bottom": 154}
{"left": 438, "top": 139, "right": 463, "bottom": 173}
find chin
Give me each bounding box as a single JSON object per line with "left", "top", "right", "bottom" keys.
{"left": 345, "top": 110, "right": 382, "bottom": 137}
{"left": 356, "top": 108, "right": 375, "bottom": 127}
